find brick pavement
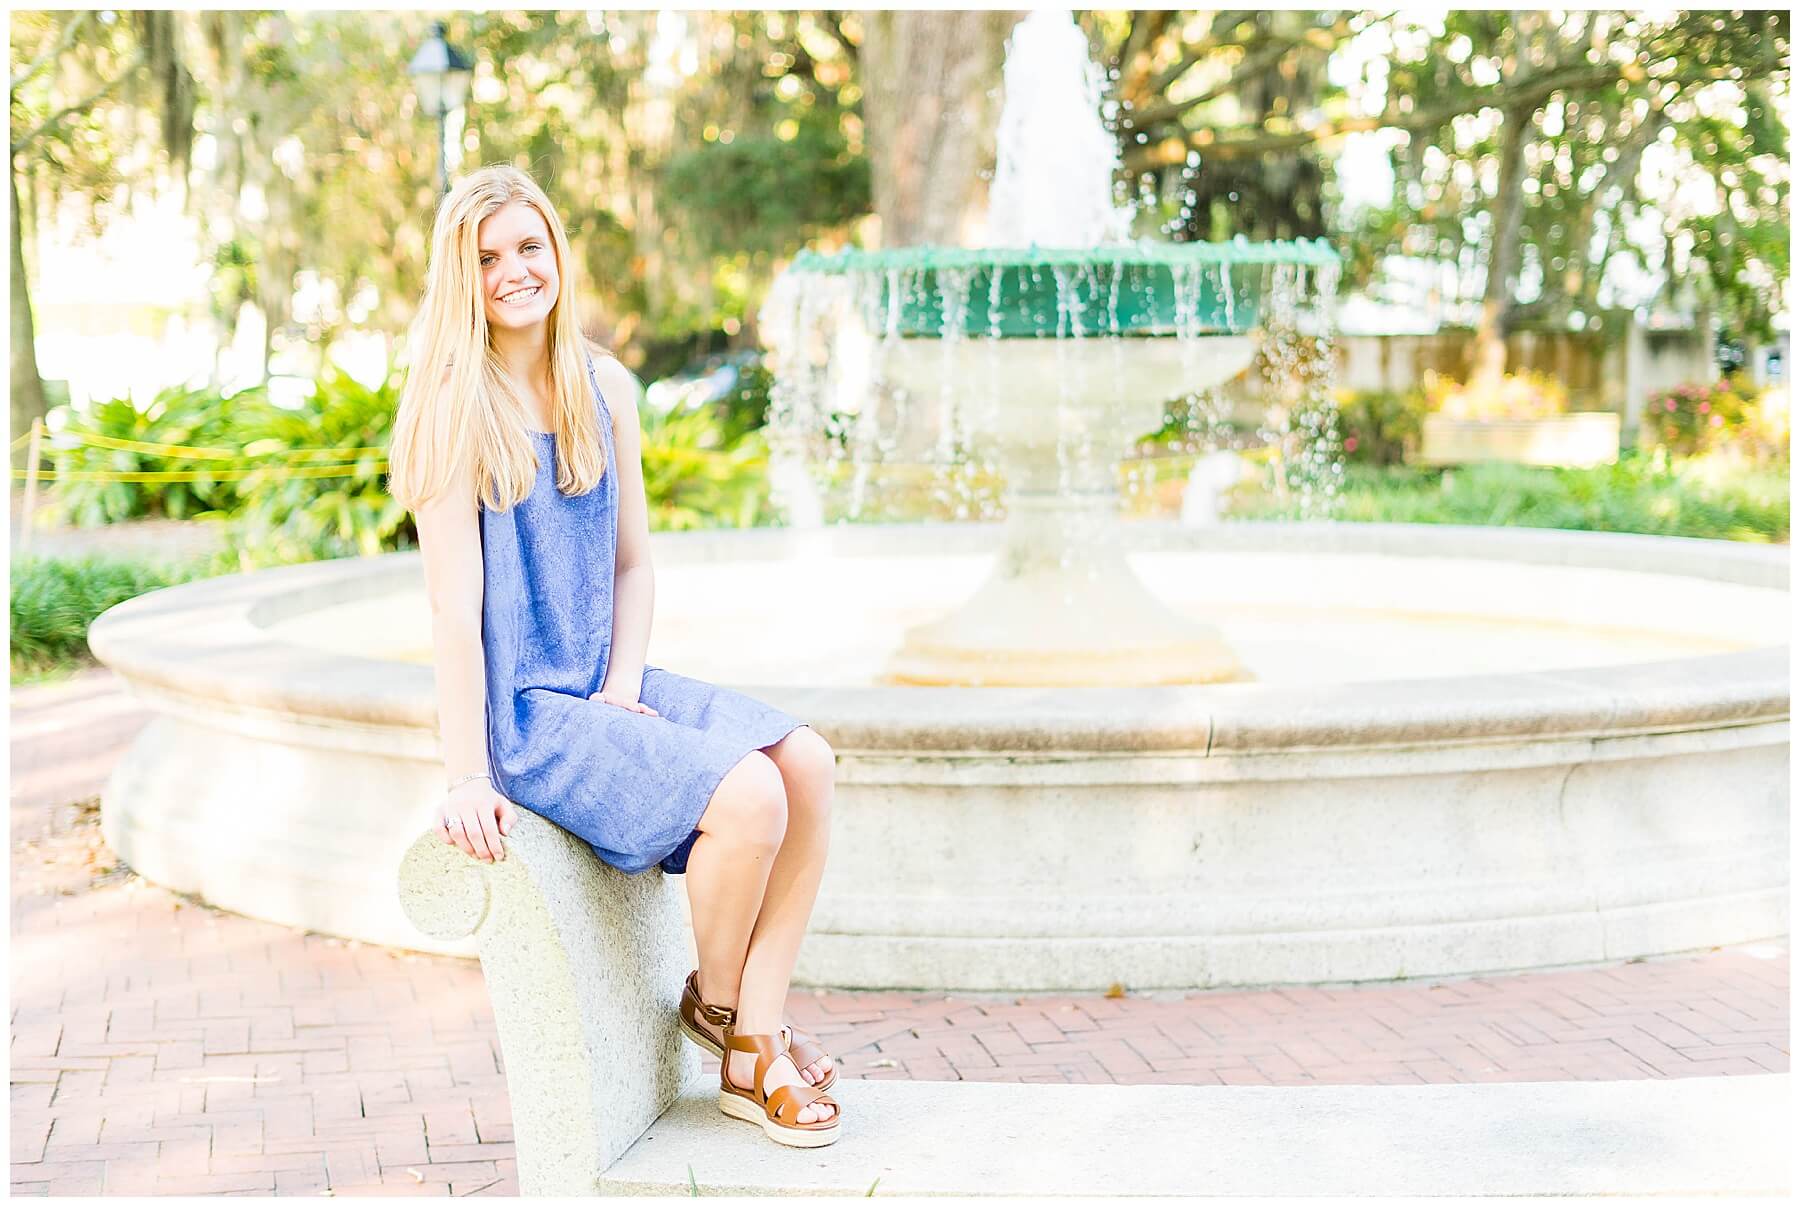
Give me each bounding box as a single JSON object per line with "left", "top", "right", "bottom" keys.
{"left": 9, "top": 667, "right": 1791, "bottom": 1195}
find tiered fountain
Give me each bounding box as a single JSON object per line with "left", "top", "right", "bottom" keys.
{"left": 761, "top": 10, "right": 1339, "bottom": 685}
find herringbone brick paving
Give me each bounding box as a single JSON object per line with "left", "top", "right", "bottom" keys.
{"left": 9, "top": 667, "right": 1791, "bottom": 1195}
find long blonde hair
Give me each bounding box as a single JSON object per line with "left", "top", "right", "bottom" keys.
{"left": 388, "top": 164, "right": 609, "bottom": 515}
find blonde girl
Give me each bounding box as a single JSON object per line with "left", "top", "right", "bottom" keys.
{"left": 388, "top": 164, "right": 841, "bottom": 1147}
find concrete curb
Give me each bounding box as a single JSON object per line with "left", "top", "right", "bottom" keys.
{"left": 605, "top": 1072, "right": 1791, "bottom": 1196}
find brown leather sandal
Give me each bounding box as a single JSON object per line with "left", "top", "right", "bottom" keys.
{"left": 679, "top": 970, "right": 837, "bottom": 1091}
{"left": 718, "top": 1026, "right": 841, "bottom": 1148}
{"left": 678, "top": 969, "right": 735, "bottom": 1058}
{"left": 783, "top": 1023, "right": 839, "bottom": 1091}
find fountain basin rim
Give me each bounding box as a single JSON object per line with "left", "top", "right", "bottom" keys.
{"left": 790, "top": 237, "right": 1342, "bottom": 273}
{"left": 86, "top": 522, "right": 1788, "bottom": 760}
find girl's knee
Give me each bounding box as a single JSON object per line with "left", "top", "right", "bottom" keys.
{"left": 777, "top": 727, "right": 836, "bottom": 797}
{"left": 702, "top": 750, "right": 788, "bottom": 849}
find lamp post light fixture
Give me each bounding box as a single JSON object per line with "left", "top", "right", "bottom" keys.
{"left": 408, "top": 21, "right": 474, "bottom": 196}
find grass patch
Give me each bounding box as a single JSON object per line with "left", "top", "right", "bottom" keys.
{"left": 1228, "top": 451, "right": 1789, "bottom": 543}
{"left": 10, "top": 552, "right": 221, "bottom": 682}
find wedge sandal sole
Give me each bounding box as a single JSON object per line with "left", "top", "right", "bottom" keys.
{"left": 718, "top": 1087, "right": 841, "bottom": 1148}
{"left": 679, "top": 1016, "right": 726, "bottom": 1059}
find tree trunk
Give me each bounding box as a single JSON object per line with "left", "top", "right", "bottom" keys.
{"left": 861, "top": 10, "right": 1020, "bottom": 247}
{"left": 11, "top": 164, "right": 47, "bottom": 470}
{"left": 1470, "top": 102, "right": 1530, "bottom": 394}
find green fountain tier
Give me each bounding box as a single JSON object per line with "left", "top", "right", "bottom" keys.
{"left": 787, "top": 237, "right": 1341, "bottom": 339}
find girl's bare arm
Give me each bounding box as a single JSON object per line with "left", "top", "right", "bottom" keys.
{"left": 413, "top": 438, "right": 512, "bottom": 861}
{"left": 595, "top": 353, "right": 656, "bottom": 703}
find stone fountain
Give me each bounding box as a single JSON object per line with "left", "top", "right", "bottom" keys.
{"left": 762, "top": 10, "right": 1339, "bottom": 686}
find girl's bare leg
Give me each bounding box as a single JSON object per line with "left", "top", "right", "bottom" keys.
{"left": 731, "top": 727, "right": 835, "bottom": 1117}
{"left": 684, "top": 749, "right": 786, "bottom": 1029}
{"left": 689, "top": 728, "right": 838, "bottom": 1124}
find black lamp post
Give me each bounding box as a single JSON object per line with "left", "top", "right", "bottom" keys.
{"left": 408, "top": 21, "right": 474, "bottom": 196}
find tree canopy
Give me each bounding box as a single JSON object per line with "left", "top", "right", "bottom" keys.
{"left": 10, "top": 8, "right": 1789, "bottom": 433}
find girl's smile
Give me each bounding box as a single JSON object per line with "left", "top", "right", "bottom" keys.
{"left": 478, "top": 201, "right": 559, "bottom": 329}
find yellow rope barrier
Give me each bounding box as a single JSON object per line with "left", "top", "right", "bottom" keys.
{"left": 10, "top": 463, "right": 384, "bottom": 484}
{"left": 7, "top": 426, "right": 389, "bottom": 485}
{"left": 39, "top": 430, "right": 388, "bottom": 459}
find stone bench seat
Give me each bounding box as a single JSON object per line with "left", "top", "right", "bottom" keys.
{"left": 611, "top": 1075, "right": 1786, "bottom": 1196}
{"left": 398, "top": 811, "right": 1788, "bottom": 1196}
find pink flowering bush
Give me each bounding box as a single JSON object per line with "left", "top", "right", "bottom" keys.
{"left": 1641, "top": 377, "right": 1765, "bottom": 456}
{"left": 1332, "top": 387, "right": 1429, "bottom": 465}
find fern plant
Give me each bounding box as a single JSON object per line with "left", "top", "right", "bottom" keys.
{"left": 229, "top": 366, "right": 412, "bottom": 562}
{"left": 638, "top": 401, "right": 772, "bottom": 531}
{"left": 41, "top": 384, "right": 260, "bottom": 525}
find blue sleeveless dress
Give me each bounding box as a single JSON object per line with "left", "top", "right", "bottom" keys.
{"left": 478, "top": 355, "right": 809, "bottom": 875}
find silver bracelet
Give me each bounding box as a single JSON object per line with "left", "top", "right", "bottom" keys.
{"left": 447, "top": 771, "right": 491, "bottom": 791}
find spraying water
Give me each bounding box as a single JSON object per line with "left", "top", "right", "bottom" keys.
{"left": 984, "top": 10, "right": 1136, "bottom": 249}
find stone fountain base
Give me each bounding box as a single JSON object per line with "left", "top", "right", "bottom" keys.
{"left": 89, "top": 522, "right": 1788, "bottom": 991}
{"left": 880, "top": 494, "right": 1250, "bottom": 686}
{"left": 876, "top": 335, "right": 1260, "bottom": 685}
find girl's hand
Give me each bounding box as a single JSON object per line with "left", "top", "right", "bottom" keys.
{"left": 589, "top": 687, "right": 658, "bottom": 716}
{"left": 440, "top": 779, "right": 518, "bottom": 863}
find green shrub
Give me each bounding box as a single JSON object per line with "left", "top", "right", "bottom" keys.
{"left": 639, "top": 402, "right": 772, "bottom": 531}
{"left": 42, "top": 383, "right": 262, "bottom": 525}
{"left": 36, "top": 354, "right": 798, "bottom": 573}
{"left": 1333, "top": 387, "right": 1429, "bottom": 466}
{"left": 9, "top": 553, "right": 216, "bottom": 677}
{"left": 229, "top": 366, "right": 411, "bottom": 563}
{"left": 37, "top": 365, "right": 409, "bottom": 566}
{"left": 716, "top": 356, "right": 776, "bottom": 446}
{"left": 660, "top": 110, "right": 872, "bottom": 261}
{"left": 648, "top": 353, "right": 775, "bottom": 447}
